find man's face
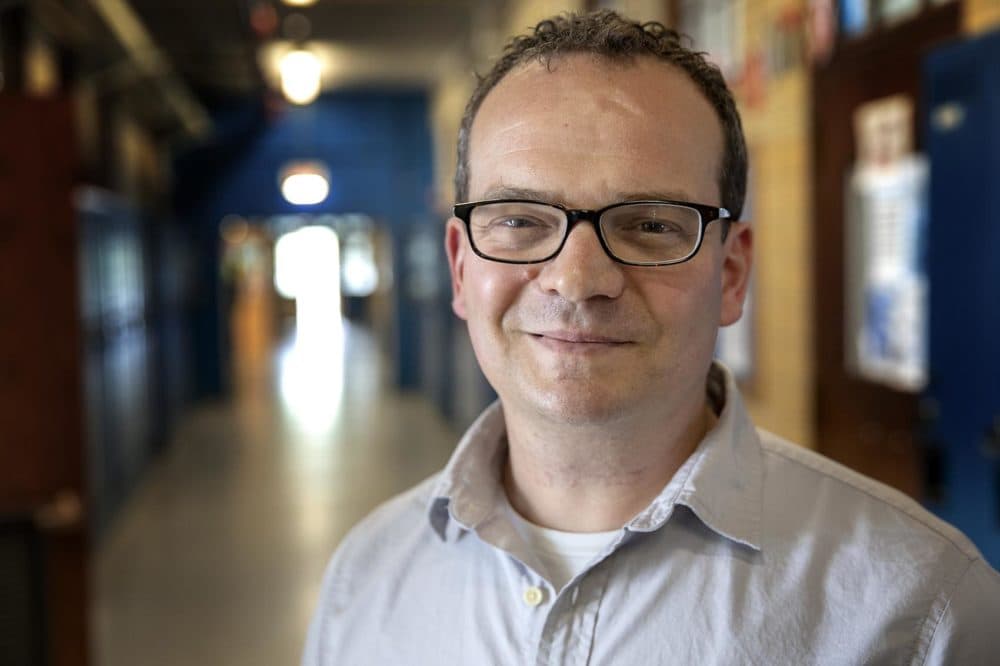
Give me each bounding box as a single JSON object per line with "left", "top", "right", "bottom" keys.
{"left": 446, "top": 54, "right": 751, "bottom": 425}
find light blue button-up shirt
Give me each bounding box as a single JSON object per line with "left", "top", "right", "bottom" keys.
{"left": 303, "top": 364, "right": 1000, "bottom": 665}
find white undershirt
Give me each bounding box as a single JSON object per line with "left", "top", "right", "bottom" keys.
{"left": 507, "top": 505, "right": 621, "bottom": 591}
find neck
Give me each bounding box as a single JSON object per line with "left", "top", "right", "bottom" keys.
{"left": 503, "top": 393, "right": 715, "bottom": 532}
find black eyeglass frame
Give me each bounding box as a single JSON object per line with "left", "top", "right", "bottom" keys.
{"left": 453, "top": 198, "right": 733, "bottom": 267}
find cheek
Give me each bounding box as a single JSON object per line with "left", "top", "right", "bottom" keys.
{"left": 638, "top": 261, "right": 723, "bottom": 332}
{"left": 462, "top": 264, "right": 536, "bottom": 379}
{"left": 464, "top": 262, "right": 537, "bottom": 321}
{"left": 462, "top": 264, "right": 538, "bottom": 365}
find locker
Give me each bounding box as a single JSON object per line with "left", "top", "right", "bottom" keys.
{"left": 923, "top": 28, "right": 1000, "bottom": 567}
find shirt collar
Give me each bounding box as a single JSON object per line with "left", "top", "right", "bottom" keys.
{"left": 428, "top": 362, "right": 763, "bottom": 551}
{"left": 624, "top": 363, "right": 763, "bottom": 550}
{"left": 428, "top": 401, "right": 509, "bottom": 540}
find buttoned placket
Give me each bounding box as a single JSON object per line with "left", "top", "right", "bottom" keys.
{"left": 507, "top": 522, "right": 634, "bottom": 665}
{"left": 530, "top": 561, "right": 612, "bottom": 666}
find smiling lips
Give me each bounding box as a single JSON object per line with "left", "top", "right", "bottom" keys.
{"left": 530, "top": 330, "right": 632, "bottom": 348}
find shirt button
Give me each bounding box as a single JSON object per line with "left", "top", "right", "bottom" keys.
{"left": 523, "top": 586, "right": 544, "bottom": 607}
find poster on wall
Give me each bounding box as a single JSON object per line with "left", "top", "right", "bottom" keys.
{"left": 879, "top": 0, "right": 923, "bottom": 24}
{"left": 839, "top": 0, "right": 872, "bottom": 36}
{"left": 807, "top": 0, "right": 838, "bottom": 65}
{"left": 845, "top": 94, "right": 929, "bottom": 391}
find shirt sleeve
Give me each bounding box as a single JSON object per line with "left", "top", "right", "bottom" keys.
{"left": 920, "top": 557, "right": 1000, "bottom": 665}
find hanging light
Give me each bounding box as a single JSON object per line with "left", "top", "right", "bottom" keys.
{"left": 280, "top": 49, "right": 322, "bottom": 104}
{"left": 280, "top": 161, "right": 330, "bottom": 205}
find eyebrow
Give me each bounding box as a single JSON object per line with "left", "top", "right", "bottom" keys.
{"left": 476, "top": 185, "right": 700, "bottom": 205}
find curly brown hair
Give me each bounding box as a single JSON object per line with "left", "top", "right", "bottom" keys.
{"left": 454, "top": 9, "right": 748, "bottom": 222}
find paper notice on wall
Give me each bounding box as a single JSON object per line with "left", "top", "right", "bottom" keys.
{"left": 845, "top": 95, "right": 929, "bottom": 392}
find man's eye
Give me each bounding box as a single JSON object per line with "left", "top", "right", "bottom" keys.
{"left": 492, "top": 216, "right": 544, "bottom": 229}
{"left": 633, "top": 220, "right": 678, "bottom": 234}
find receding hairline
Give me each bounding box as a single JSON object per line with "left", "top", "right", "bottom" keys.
{"left": 463, "top": 52, "right": 727, "bottom": 203}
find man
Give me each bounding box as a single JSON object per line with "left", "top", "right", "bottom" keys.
{"left": 304, "top": 11, "right": 999, "bottom": 664}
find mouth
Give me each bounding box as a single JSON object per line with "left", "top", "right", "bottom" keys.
{"left": 528, "top": 330, "right": 632, "bottom": 349}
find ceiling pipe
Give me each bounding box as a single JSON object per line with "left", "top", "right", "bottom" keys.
{"left": 88, "top": 0, "right": 210, "bottom": 137}
{"left": 33, "top": 0, "right": 92, "bottom": 47}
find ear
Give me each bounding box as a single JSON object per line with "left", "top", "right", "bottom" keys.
{"left": 719, "top": 221, "right": 752, "bottom": 327}
{"left": 445, "top": 217, "right": 469, "bottom": 320}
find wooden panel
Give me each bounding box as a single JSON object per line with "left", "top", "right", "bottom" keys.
{"left": 810, "top": 5, "right": 960, "bottom": 498}
{"left": 0, "top": 94, "right": 88, "bottom": 666}
{"left": 0, "top": 96, "right": 82, "bottom": 507}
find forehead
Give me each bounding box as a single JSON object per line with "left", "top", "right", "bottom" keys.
{"left": 467, "top": 54, "right": 724, "bottom": 206}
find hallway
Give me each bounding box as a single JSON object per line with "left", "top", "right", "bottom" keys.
{"left": 92, "top": 321, "right": 459, "bottom": 665}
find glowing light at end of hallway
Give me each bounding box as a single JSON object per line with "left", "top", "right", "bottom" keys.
{"left": 274, "top": 225, "right": 345, "bottom": 436}
{"left": 279, "top": 321, "right": 345, "bottom": 437}
{"left": 273, "top": 225, "right": 340, "bottom": 301}
{"left": 281, "top": 172, "right": 329, "bottom": 206}
{"left": 280, "top": 49, "right": 322, "bottom": 104}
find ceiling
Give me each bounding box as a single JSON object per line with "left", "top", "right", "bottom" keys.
{"left": 128, "top": 0, "right": 479, "bottom": 94}
{"left": 28, "top": 0, "right": 493, "bottom": 136}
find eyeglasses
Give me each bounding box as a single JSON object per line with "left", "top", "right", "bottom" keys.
{"left": 453, "top": 198, "right": 732, "bottom": 266}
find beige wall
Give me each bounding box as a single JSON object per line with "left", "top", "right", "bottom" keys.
{"left": 430, "top": 66, "right": 474, "bottom": 209}
{"left": 965, "top": 0, "right": 1000, "bottom": 32}
{"left": 505, "top": 0, "right": 667, "bottom": 31}
{"left": 733, "top": 0, "right": 815, "bottom": 448}
{"left": 738, "top": 72, "right": 815, "bottom": 448}
{"left": 612, "top": 0, "right": 670, "bottom": 23}
{"left": 505, "top": 0, "right": 586, "bottom": 34}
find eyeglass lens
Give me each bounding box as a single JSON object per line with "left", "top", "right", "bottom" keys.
{"left": 468, "top": 201, "right": 703, "bottom": 264}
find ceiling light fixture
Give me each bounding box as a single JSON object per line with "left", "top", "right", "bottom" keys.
{"left": 282, "top": 0, "right": 318, "bottom": 6}
{"left": 279, "top": 49, "right": 322, "bottom": 104}
{"left": 280, "top": 162, "right": 330, "bottom": 206}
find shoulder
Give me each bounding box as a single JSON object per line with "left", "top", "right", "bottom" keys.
{"left": 754, "top": 429, "right": 1000, "bottom": 660}
{"left": 308, "top": 473, "right": 446, "bottom": 623}
{"left": 756, "top": 428, "right": 984, "bottom": 562}
{"left": 331, "top": 473, "right": 443, "bottom": 569}
{"left": 354, "top": 473, "right": 441, "bottom": 532}
{"left": 303, "top": 474, "right": 445, "bottom": 664}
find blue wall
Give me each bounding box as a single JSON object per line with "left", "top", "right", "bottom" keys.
{"left": 173, "top": 90, "right": 435, "bottom": 397}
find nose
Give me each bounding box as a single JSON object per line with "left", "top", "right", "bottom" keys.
{"left": 536, "top": 221, "right": 626, "bottom": 302}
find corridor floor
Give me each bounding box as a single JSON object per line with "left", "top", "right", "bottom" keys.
{"left": 93, "top": 321, "right": 460, "bottom": 665}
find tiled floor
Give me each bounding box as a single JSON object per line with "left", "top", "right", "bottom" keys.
{"left": 93, "top": 321, "right": 459, "bottom": 665}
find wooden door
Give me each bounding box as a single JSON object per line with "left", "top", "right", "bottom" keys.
{"left": 811, "top": 4, "right": 960, "bottom": 498}
{"left": 0, "top": 94, "right": 88, "bottom": 665}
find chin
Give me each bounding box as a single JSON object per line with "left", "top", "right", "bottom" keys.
{"left": 526, "top": 384, "right": 633, "bottom": 426}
